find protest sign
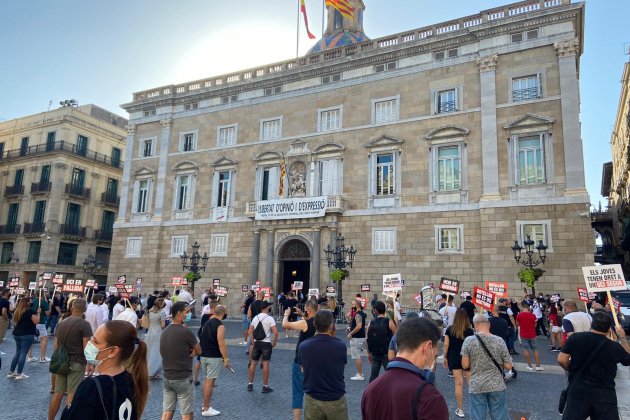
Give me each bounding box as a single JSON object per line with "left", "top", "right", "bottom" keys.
{"left": 582, "top": 264, "right": 627, "bottom": 292}
{"left": 9, "top": 278, "right": 19, "bottom": 288}
{"left": 460, "top": 291, "right": 471, "bottom": 299}
{"left": 115, "top": 283, "right": 135, "bottom": 299}
{"left": 42, "top": 272, "right": 52, "bottom": 280}
{"left": 181, "top": 278, "right": 189, "bottom": 286}
{"left": 326, "top": 286, "right": 336, "bottom": 294}
{"left": 485, "top": 282, "right": 508, "bottom": 298}
{"left": 28, "top": 282, "right": 36, "bottom": 290}
{"left": 577, "top": 287, "right": 590, "bottom": 302}
{"left": 361, "top": 284, "right": 371, "bottom": 292}
{"left": 15, "top": 287, "right": 26, "bottom": 296}
{"left": 383, "top": 273, "right": 402, "bottom": 293}
{"left": 439, "top": 277, "right": 459, "bottom": 294}
{"left": 85, "top": 279, "right": 97, "bottom": 288}
{"left": 292, "top": 281, "right": 303, "bottom": 291}
{"left": 117, "top": 275, "right": 127, "bottom": 284}
{"left": 0, "top": 281, "right": 3, "bottom": 288}
{"left": 551, "top": 294, "right": 561, "bottom": 303}
{"left": 215, "top": 286, "right": 228, "bottom": 297}
{"left": 213, "top": 279, "right": 221, "bottom": 286}
{"left": 62, "top": 279, "right": 84, "bottom": 293}
{"left": 109, "top": 286, "right": 118, "bottom": 294}
{"left": 608, "top": 296, "right": 621, "bottom": 312}
{"left": 414, "top": 294, "right": 423, "bottom": 306}
{"left": 473, "top": 287, "right": 495, "bottom": 311}
{"left": 171, "top": 276, "right": 183, "bottom": 286}
{"left": 251, "top": 284, "right": 260, "bottom": 292}
{"left": 242, "top": 285, "right": 249, "bottom": 293}
{"left": 52, "top": 274, "right": 64, "bottom": 285}
{"left": 260, "top": 287, "right": 271, "bottom": 300}
{"left": 308, "top": 288, "right": 319, "bottom": 298}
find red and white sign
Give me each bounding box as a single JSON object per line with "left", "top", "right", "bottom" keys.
{"left": 171, "top": 276, "right": 183, "bottom": 286}
{"left": 439, "top": 277, "right": 460, "bottom": 294}
{"left": 214, "top": 286, "right": 228, "bottom": 297}
{"left": 213, "top": 279, "right": 221, "bottom": 286}
{"left": 53, "top": 274, "right": 64, "bottom": 285}
{"left": 117, "top": 275, "right": 127, "bottom": 284}
{"left": 414, "top": 294, "right": 423, "bottom": 306}
{"left": 85, "top": 279, "right": 96, "bottom": 288}
{"left": 115, "top": 283, "right": 135, "bottom": 299}
{"left": 42, "top": 272, "right": 52, "bottom": 280}
{"left": 9, "top": 278, "right": 19, "bottom": 288}
{"left": 577, "top": 287, "right": 590, "bottom": 302}
{"left": 326, "top": 286, "right": 336, "bottom": 294}
{"left": 609, "top": 297, "right": 621, "bottom": 312}
{"left": 291, "top": 281, "right": 303, "bottom": 291}
{"left": 260, "top": 287, "right": 271, "bottom": 300}
{"left": 361, "top": 284, "right": 371, "bottom": 292}
{"left": 383, "top": 273, "right": 402, "bottom": 293}
{"left": 473, "top": 287, "right": 496, "bottom": 311}
{"left": 485, "top": 282, "right": 508, "bottom": 298}
{"left": 62, "top": 279, "right": 84, "bottom": 293}
{"left": 582, "top": 264, "right": 628, "bottom": 293}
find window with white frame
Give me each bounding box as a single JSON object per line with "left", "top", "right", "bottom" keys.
{"left": 215, "top": 171, "right": 231, "bottom": 207}
{"left": 218, "top": 125, "right": 237, "bottom": 147}
{"left": 171, "top": 235, "right": 188, "bottom": 257}
{"left": 376, "top": 154, "right": 395, "bottom": 196}
{"left": 261, "top": 118, "right": 281, "bottom": 141}
{"left": 132, "top": 179, "right": 152, "bottom": 214}
{"left": 516, "top": 220, "right": 552, "bottom": 252}
{"left": 126, "top": 237, "right": 142, "bottom": 257}
{"left": 512, "top": 75, "right": 541, "bottom": 102}
{"left": 436, "top": 89, "right": 458, "bottom": 113}
{"left": 210, "top": 234, "right": 229, "bottom": 256}
{"left": 318, "top": 159, "right": 342, "bottom": 196}
{"left": 372, "top": 228, "right": 396, "bottom": 254}
{"left": 435, "top": 225, "right": 463, "bottom": 253}
{"left": 319, "top": 107, "right": 342, "bottom": 132}
{"left": 174, "top": 175, "right": 193, "bottom": 210}
{"left": 141, "top": 138, "right": 154, "bottom": 157}
{"left": 257, "top": 166, "right": 280, "bottom": 201}
{"left": 436, "top": 146, "right": 461, "bottom": 191}
{"left": 373, "top": 98, "right": 399, "bottom": 124}
{"left": 375, "top": 61, "right": 397, "bottom": 73}
{"left": 179, "top": 131, "right": 197, "bottom": 152}
{"left": 517, "top": 136, "right": 545, "bottom": 185}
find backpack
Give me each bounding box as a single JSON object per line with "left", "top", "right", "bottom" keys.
{"left": 253, "top": 315, "right": 268, "bottom": 341}
{"left": 366, "top": 317, "right": 391, "bottom": 355}
{"left": 49, "top": 319, "right": 80, "bottom": 375}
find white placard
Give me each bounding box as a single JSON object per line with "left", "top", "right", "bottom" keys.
{"left": 383, "top": 273, "right": 402, "bottom": 293}
{"left": 255, "top": 196, "right": 327, "bottom": 220}
{"left": 308, "top": 288, "right": 319, "bottom": 298}
{"left": 582, "top": 264, "right": 628, "bottom": 292}
{"left": 292, "top": 281, "right": 304, "bottom": 291}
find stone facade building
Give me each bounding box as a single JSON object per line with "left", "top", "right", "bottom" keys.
{"left": 0, "top": 104, "right": 127, "bottom": 286}
{"left": 112, "top": 0, "right": 593, "bottom": 310}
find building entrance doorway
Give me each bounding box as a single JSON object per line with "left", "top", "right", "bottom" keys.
{"left": 278, "top": 239, "right": 310, "bottom": 296}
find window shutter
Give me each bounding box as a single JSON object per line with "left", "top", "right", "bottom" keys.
{"left": 320, "top": 161, "right": 331, "bottom": 196}
{"left": 269, "top": 166, "right": 279, "bottom": 199}
{"left": 131, "top": 181, "right": 139, "bottom": 214}
{"left": 255, "top": 168, "right": 263, "bottom": 201}
{"left": 211, "top": 172, "right": 220, "bottom": 208}
{"left": 189, "top": 175, "right": 196, "bottom": 209}
{"left": 368, "top": 154, "right": 376, "bottom": 196}
{"left": 540, "top": 133, "right": 546, "bottom": 183}
{"left": 392, "top": 152, "right": 398, "bottom": 195}
{"left": 454, "top": 87, "right": 460, "bottom": 111}
{"left": 332, "top": 160, "right": 340, "bottom": 195}
{"left": 511, "top": 135, "right": 520, "bottom": 185}
{"left": 432, "top": 90, "right": 438, "bottom": 114}
{"left": 173, "top": 177, "right": 180, "bottom": 210}
{"left": 229, "top": 170, "right": 236, "bottom": 207}
{"left": 537, "top": 73, "right": 543, "bottom": 98}
{"left": 146, "top": 179, "right": 153, "bottom": 212}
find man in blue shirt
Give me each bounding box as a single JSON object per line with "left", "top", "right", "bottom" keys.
{"left": 298, "top": 309, "right": 348, "bottom": 420}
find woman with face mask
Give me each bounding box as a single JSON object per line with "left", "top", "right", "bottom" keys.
{"left": 60, "top": 320, "right": 148, "bottom": 420}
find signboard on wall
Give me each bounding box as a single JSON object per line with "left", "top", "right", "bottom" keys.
{"left": 255, "top": 196, "right": 328, "bottom": 220}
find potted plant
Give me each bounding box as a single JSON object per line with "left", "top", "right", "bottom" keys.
{"left": 517, "top": 267, "right": 545, "bottom": 295}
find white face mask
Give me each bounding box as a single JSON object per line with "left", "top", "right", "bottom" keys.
{"left": 84, "top": 341, "right": 113, "bottom": 366}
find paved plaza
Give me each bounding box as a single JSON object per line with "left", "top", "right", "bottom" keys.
{"left": 0, "top": 318, "right": 628, "bottom": 420}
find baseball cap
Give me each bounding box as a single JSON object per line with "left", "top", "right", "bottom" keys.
{"left": 260, "top": 300, "right": 271, "bottom": 310}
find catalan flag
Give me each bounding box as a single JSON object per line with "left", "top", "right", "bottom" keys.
{"left": 325, "top": 0, "right": 354, "bottom": 21}
{"left": 279, "top": 155, "right": 287, "bottom": 197}
{"left": 300, "top": 0, "right": 316, "bottom": 40}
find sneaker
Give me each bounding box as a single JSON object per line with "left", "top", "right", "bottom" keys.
{"left": 350, "top": 374, "right": 365, "bottom": 381}
{"left": 14, "top": 374, "right": 29, "bottom": 380}
{"left": 261, "top": 385, "right": 273, "bottom": 393}
{"left": 536, "top": 366, "right": 544, "bottom": 371}
{"left": 40, "top": 357, "right": 51, "bottom": 363}
{"left": 247, "top": 383, "right": 253, "bottom": 392}
{"left": 201, "top": 407, "right": 220, "bottom": 417}
{"left": 26, "top": 357, "right": 37, "bottom": 363}
{"left": 6, "top": 372, "right": 17, "bottom": 379}
{"left": 526, "top": 366, "right": 534, "bottom": 371}
{"left": 455, "top": 408, "right": 465, "bottom": 418}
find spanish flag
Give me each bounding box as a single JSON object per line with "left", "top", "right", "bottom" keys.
{"left": 279, "top": 155, "right": 287, "bottom": 197}
{"left": 301, "top": 0, "right": 316, "bottom": 40}
{"left": 325, "top": 0, "right": 354, "bottom": 21}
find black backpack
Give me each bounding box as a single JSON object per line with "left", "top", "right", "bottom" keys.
{"left": 366, "top": 317, "right": 391, "bottom": 355}
{"left": 253, "top": 315, "right": 268, "bottom": 341}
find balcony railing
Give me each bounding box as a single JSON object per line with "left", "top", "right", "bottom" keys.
{"left": 101, "top": 192, "right": 120, "bottom": 207}
{"left": 65, "top": 184, "right": 91, "bottom": 199}
{"left": 23, "top": 223, "right": 46, "bottom": 235}
{"left": 60, "top": 224, "right": 87, "bottom": 238}
{"left": 30, "top": 182, "right": 51, "bottom": 194}
{"left": 94, "top": 229, "right": 113, "bottom": 241}
{"left": 0, "top": 140, "right": 122, "bottom": 168}
{"left": 245, "top": 195, "right": 344, "bottom": 218}
{"left": 513, "top": 87, "right": 540, "bottom": 102}
{"left": 0, "top": 224, "right": 21, "bottom": 236}
{"left": 4, "top": 185, "right": 24, "bottom": 197}
{"left": 438, "top": 101, "right": 458, "bottom": 113}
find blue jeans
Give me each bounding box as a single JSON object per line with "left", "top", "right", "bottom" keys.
{"left": 46, "top": 315, "right": 59, "bottom": 335}
{"left": 292, "top": 362, "right": 305, "bottom": 409}
{"left": 10, "top": 335, "right": 35, "bottom": 374}
{"left": 470, "top": 391, "right": 509, "bottom": 420}
{"left": 505, "top": 327, "right": 515, "bottom": 352}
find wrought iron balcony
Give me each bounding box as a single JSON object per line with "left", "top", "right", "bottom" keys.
{"left": 4, "top": 185, "right": 24, "bottom": 197}
{"left": 438, "top": 101, "right": 458, "bottom": 113}
{"left": 94, "top": 229, "right": 113, "bottom": 241}
{"left": 23, "top": 223, "right": 46, "bottom": 235}
{"left": 101, "top": 192, "right": 120, "bottom": 207}
{"left": 30, "top": 182, "right": 51, "bottom": 194}
{"left": 0, "top": 224, "right": 21, "bottom": 237}
{"left": 60, "top": 224, "right": 87, "bottom": 238}
{"left": 65, "top": 184, "right": 91, "bottom": 199}
{"left": 513, "top": 87, "right": 540, "bottom": 102}
{"left": 0, "top": 140, "right": 122, "bottom": 169}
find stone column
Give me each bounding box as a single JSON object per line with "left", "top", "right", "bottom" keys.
{"left": 154, "top": 118, "right": 173, "bottom": 220}
{"left": 117, "top": 124, "right": 136, "bottom": 223}
{"left": 250, "top": 230, "right": 261, "bottom": 283}
{"left": 311, "top": 230, "right": 321, "bottom": 290}
{"left": 265, "top": 230, "right": 274, "bottom": 287}
{"left": 555, "top": 38, "right": 587, "bottom": 195}
{"left": 476, "top": 54, "right": 501, "bottom": 201}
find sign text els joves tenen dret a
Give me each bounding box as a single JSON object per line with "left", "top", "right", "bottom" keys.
{"left": 582, "top": 264, "right": 628, "bottom": 293}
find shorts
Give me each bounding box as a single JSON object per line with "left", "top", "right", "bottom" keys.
{"left": 350, "top": 338, "right": 365, "bottom": 359}
{"left": 252, "top": 341, "right": 273, "bottom": 361}
{"left": 551, "top": 326, "right": 562, "bottom": 334}
{"left": 54, "top": 362, "right": 85, "bottom": 394}
{"left": 447, "top": 353, "right": 463, "bottom": 371}
{"left": 200, "top": 357, "right": 222, "bottom": 379}
{"left": 36, "top": 324, "right": 48, "bottom": 337}
{"left": 292, "top": 362, "right": 305, "bottom": 409}
{"left": 521, "top": 338, "right": 538, "bottom": 351}
{"left": 162, "top": 377, "right": 194, "bottom": 414}
{"left": 243, "top": 314, "right": 251, "bottom": 330}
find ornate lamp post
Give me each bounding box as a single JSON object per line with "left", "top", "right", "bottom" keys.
{"left": 180, "top": 241, "right": 209, "bottom": 275}
{"left": 324, "top": 233, "right": 357, "bottom": 307}
{"left": 511, "top": 235, "right": 547, "bottom": 295}
{"left": 82, "top": 255, "right": 102, "bottom": 278}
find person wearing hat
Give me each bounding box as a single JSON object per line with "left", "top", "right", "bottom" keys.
{"left": 114, "top": 297, "right": 140, "bottom": 328}
{"left": 247, "top": 300, "right": 278, "bottom": 393}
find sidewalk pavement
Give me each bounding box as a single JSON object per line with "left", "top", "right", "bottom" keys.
{"left": 618, "top": 366, "right": 630, "bottom": 420}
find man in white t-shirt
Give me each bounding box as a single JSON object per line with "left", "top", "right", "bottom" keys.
{"left": 162, "top": 292, "right": 173, "bottom": 320}
{"left": 99, "top": 295, "right": 109, "bottom": 322}
{"left": 439, "top": 295, "right": 458, "bottom": 327}
{"left": 85, "top": 294, "right": 104, "bottom": 335}
{"left": 112, "top": 298, "right": 125, "bottom": 319}
{"left": 247, "top": 301, "right": 278, "bottom": 393}
{"left": 178, "top": 287, "right": 192, "bottom": 304}
{"left": 115, "top": 297, "right": 139, "bottom": 328}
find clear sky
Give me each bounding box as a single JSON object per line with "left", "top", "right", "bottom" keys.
{"left": 1, "top": 0, "right": 628, "bottom": 206}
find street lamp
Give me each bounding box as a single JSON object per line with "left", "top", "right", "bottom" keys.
{"left": 511, "top": 235, "right": 547, "bottom": 295}
{"left": 180, "top": 241, "right": 209, "bottom": 275}
{"left": 82, "top": 255, "right": 102, "bottom": 278}
{"left": 324, "top": 233, "right": 357, "bottom": 308}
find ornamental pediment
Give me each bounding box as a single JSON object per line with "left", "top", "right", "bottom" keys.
{"left": 211, "top": 156, "right": 238, "bottom": 168}
{"left": 313, "top": 142, "right": 345, "bottom": 155}
{"left": 171, "top": 160, "right": 199, "bottom": 172}
{"left": 504, "top": 114, "right": 555, "bottom": 134}
{"left": 425, "top": 125, "right": 470, "bottom": 141}
{"left": 134, "top": 166, "right": 155, "bottom": 176}
{"left": 366, "top": 135, "right": 404, "bottom": 150}
{"left": 253, "top": 151, "right": 282, "bottom": 163}
{"left": 288, "top": 139, "right": 309, "bottom": 156}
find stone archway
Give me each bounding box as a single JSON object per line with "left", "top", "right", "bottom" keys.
{"left": 278, "top": 239, "right": 311, "bottom": 295}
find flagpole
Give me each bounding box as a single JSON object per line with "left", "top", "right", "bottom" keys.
{"left": 322, "top": 0, "right": 325, "bottom": 35}
{"left": 296, "top": 0, "right": 300, "bottom": 58}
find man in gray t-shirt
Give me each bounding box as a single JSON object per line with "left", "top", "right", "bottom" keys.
{"left": 461, "top": 314, "right": 513, "bottom": 420}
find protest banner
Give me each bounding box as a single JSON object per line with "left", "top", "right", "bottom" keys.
{"left": 361, "top": 284, "right": 371, "bottom": 292}
{"left": 326, "top": 286, "right": 336, "bottom": 295}
{"left": 460, "top": 291, "right": 471, "bottom": 299}
{"left": 62, "top": 279, "right": 84, "bottom": 293}
{"left": 115, "top": 283, "right": 135, "bottom": 299}
{"left": 215, "top": 286, "right": 228, "bottom": 297}
{"left": 242, "top": 285, "right": 250, "bottom": 293}
{"left": 383, "top": 273, "right": 402, "bottom": 293}
{"left": 52, "top": 274, "right": 64, "bottom": 285}
{"left": 117, "top": 275, "right": 127, "bottom": 284}
{"left": 577, "top": 287, "right": 590, "bottom": 303}
{"left": 28, "top": 282, "right": 36, "bottom": 290}
{"left": 551, "top": 293, "right": 561, "bottom": 303}
{"left": 439, "top": 277, "right": 460, "bottom": 294}
{"left": 14, "top": 287, "right": 26, "bottom": 296}
{"left": 42, "top": 272, "right": 52, "bottom": 281}
{"left": 213, "top": 279, "right": 221, "bottom": 286}
{"left": 9, "top": 278, "right": 19, "bottom": 288}
{"left": 414, "top": 294, "right": 423, "bottom": 306}
{"left": 473, "top": 287, "right": 496, "bottom": 311}
{"left": 582, "top": 264, "right": 628, "bottom": 327}
{"left": 85, "top": 279, "right": 96, "bottom": 288}
{"left": 308, "top": 288, "right": 319, "bottom": 298}
{"left": 485, "top": 282, "right": 508, "bottom": 298}
{"left": 292, "top": 281, "right": 304, "bottom": 291}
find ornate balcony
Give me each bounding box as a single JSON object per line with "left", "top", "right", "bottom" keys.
{"left": 0, "top": 140, "right": 122, "bottom": 169}
{"left": 101, "top": 192, "right": 120, "bottom": 207}
{"left": 4, "top": 185, "right": 24, "bottom": 197}
{"left": 65, "top": 184, "right": 91, "bottom": 200}
{"left": 60, "top": 224, "right": 87, "bottom": 239}
{"left": 245, "top": 195, "right": 344, "bottom": 218}
{"left": 30, "top": 182, "right": 51, "bottom": 194}
{"left": 0, "top": 224, "right": 21, "bottom": 237}
{"left": 23, "top": 223, "right": 46, "bottom": 236}
{"left": 94, "top": 229, "right": 113, "bottom": 242}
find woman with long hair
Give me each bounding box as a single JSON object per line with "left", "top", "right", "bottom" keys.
{"left": 443, "top": 308, "right": 474, "bottom": 418}
{"left": 61, "top": 320, "right": 148, "bottom": 419}
{"left": 8, "top": 296, "right": 39, "bottom": 380}
{"left": 146, "top": 298, "right": 166, "bottom": 379}
{"left": 548, "top": 305, "right": 562, "bottom": 351}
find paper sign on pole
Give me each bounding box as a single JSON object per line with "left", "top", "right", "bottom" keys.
{"left": 117, "top": 275, "right": 127, "bottom": 284}
{"left": 15, "top": 287, "right": 26, "bottom": 296}
{"left": 9, "top": 278, "right": 19, "bottom": 288}
{"left": 292, "top": 281, "right": 304, "bottom": 291}
{"left": 28, "top": 282, "right": 36, "bottom": 290}
{"left": 85, "top": 279, "right": 96, "bottom": 288}
{"left": 582, "top": 264, "right": 627, "bottom": 292}
{"left": 213, "top": 279, "right": 221, "bottom": 286}
{"left": 460, "top": 291, "right": 471, "bottom": 299}
{"left": 260, "top": 287, "right": 271, "bottom": 300}
{"left": 308, "top": 288, "right": 319, "bottom": 298}
{"left": 171, "top": 276, "right": 183, "bottom": 286}
{"left": 383, "top": 273, "right": 402, "bottom": 293}
{"left": 181, "top": 278, "right": 189, "bottom": 286}
{"left": 485, "top": 282, "right": 508, "bottom": 298}
{"left": 53, "top": 274, "right": 64, "bottom": 285}
{"left": 42, "top": 272, "right": 52, "bottom": 280}
{"left": 413, "top": 294, "right": 423, "bottom": 306}
{"left": 242, "top": 285, "right": 250, "bottom": 293}
{"left": 326, "top": 286, "right": 336, "bottom": 294}
{"left": 251, "top": 284, "right": 260, "bottom": 292}
{"left": 551, "top": 294, "right": 561, "bottom": 303}
{"left": 62, "top": 279, "right": 84, "bottom": 293}
{"left": 109, "top": 286, "right": 118, "bottom": 294}
{"left": 473, "top": 287, "right": 496, "bottom": 311}
{"left": 577, "top": 287, "right": 590, "bottom": 302}
{"left": 361, "top": 284, "right": 371, "bottom": 292}
{"left": 215, "top": 286, "right": 228, "bottom": 297}
{"left": 439, "top": 277, "right": 460, "bottom": 294}
{"left": 608, "top": 297, "right": 621, "bottom": 312}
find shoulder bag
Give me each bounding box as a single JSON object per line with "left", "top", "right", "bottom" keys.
{"left": 49, "top": 318, "right": 81, "bottom": 375}
{"left": 475, "top": 334, "right": 516, "bottom": 380}
{"left": 93, "top": 376, "right": 118, "bottom": 420}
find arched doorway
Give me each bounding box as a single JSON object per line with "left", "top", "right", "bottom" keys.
{"left": 278, "top": 239, "right": 310, "bottom": 295}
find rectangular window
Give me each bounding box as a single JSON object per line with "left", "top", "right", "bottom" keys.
{"left": 136, "top": 180, "right": 149, "bottom": 213}
{"left": 437, "top": 146, "right": 461, "bottom": 191}
{"left": 260, "top": 167, "right": 279, "bottom": 201}
{"left": 434, "top": 49, "right": 458, "bottom": 60}
{"left": 142, "top": 139, "right": 154, "bottom": 157}
{"left": 65, "top": 203, "right": 81, "bottom": 229}
{"left": 513, "top": 75, "right": 541, "bottom": 102}
{"left": 261, "top": 119, "right": 281, "bottom": 141}
{"left": 218, "top": 125, "right": 237, "bottom": 147}
{"left": 176, "top": 175, "right": 191, "bottom": 210}
{"left": 518, "top": 136, "right": 545, "bottom": 185}
{"left": 516, "top": 220, "right": 552, "bottom": 252}
{"left": 126, "top": 237, "right": 142, "bottom": 258}
{"left": 264, "top": 86, "right": 282, "bottom": 96}
{"left": 372, "top": 228, "right": 396, "bottom": 254}
{"left": 322, "top": 74, "right": 341, "bottom": 84}
{"left": 171, "top": 235, "right": 188, "bottom": 257}
{"left": 14, "top": 169, "right": 24, "bottom": 187}
{"left": 375, "top": 61, "right": 397, "bottom": 73}
{"left": 221, "top": 95, "right": 238, "bottom": 104}
{"left": 0, "top": 142, "right": 4, "bottom": 158}
{"left": 106, "top": 178, "right": 118, "bottom": 198}
{"left": 71, "top": 168, "right": 85, "bottom": 189}
{"left": 111, "top": 147, "right": 121, "bottom": 168}
{"left": 143, "top": 108, "right": 156, "bottom": 117}
{"left": 319, "top": 108, "right": 341, "bottom": 132}
{"left": 76, "top": 135, "right": 88, "bottom": 156}
{"left": 40, "top": 165, "right": 51, "bottom": 185}
{"left": 46, "top": 132, "right": 56, "bottom": 151}
{"left": 33, "top": 201, "right": 46, "bottom": 225}
{"left": 376, "top": 154, "right": 395, "bottom": 196}
{"left": 1, "top": 242, "right": 14, "bottom": 264}
{"left": 437, "top": 89, "right": 458, "bottom": 113}
{"left": 101, "top": 210, "right": 115, "bottom": 240}
{"left": 522, "top": 224, "right": 545, "bottom": 245}
{"left": 181, "top": 132, "right": 196, "bottom": 152}
{"left": 57, "top": 242, "right": 78, "bottom": 265}
{"left": 217, "top": 171, "right": 231, "bottom": 207}
{"left": 210, "top": 234, "right": 228, "bottom": 257}
{"left": 184, "top": 102, "right": 198, "bottom": 111}
{"left": 373, "top": 98, "right": 399, "bottom": 124}
{"left": 7, "top": 203, "right": 19, "bottom": 226}
{"left": 319, "top": 160, "right": 341, "bottom": 196}
{"left": 435, "top": 225, "right": 464, "bottom": 253}
{"left": 27, "top": 241, "right": 41, "bottom": 264}
{"left": 20, "top": 137, "right": 29, "bottom": 156}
